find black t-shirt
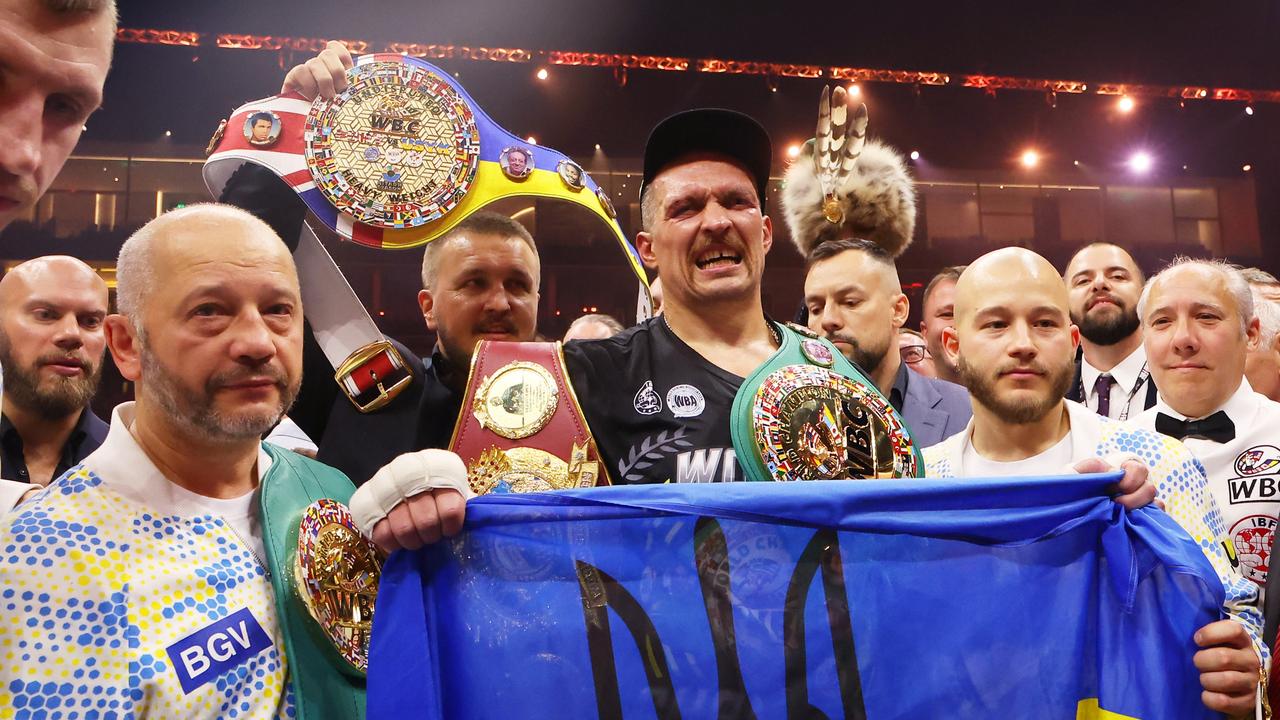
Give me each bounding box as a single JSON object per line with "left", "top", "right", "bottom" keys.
{"left": 563, "top": 317, "right": 747, "bottom": 485}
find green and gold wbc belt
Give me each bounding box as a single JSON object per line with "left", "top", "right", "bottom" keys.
{"left": 731, "top": 323, "right": 922, "bottom": 481}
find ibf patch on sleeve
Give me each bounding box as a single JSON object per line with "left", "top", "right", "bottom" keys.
{"left": 165, "top": 607, "right": 273, "bottom": 694}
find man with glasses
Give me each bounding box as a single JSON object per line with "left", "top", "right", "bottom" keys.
{"left": 898, "top": 328, "right": 937, "bottom": 378}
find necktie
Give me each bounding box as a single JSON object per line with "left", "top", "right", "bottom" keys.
{"left": 1154, "top": 410, "right": 1236, "bottom": 443}
{"left": 1092, "top": 374, "right": 1116, "bottom": 418}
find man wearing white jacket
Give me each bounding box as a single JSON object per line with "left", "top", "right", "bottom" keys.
{"left": 924, "top": 247, "right": 1265, "bottom": 717}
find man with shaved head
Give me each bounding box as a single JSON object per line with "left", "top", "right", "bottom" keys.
{"left": 1063, "top": 243, "right": 1157, "bottom": 420}
{"left": 0, "top": 255, "right": 108, "bottom": 508}
{"left": 0, "top": 204, "right": 370, "bottom": 717}
{"left": 926, "top": 247, "right": 1266, "bottom": 716}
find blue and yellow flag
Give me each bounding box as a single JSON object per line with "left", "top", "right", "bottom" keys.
{"left": 369, "top": 474, "right": 1222, "bottom": 719}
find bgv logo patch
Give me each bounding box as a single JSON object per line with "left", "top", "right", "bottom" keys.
{"left": 166, "top": 607, "right": 272, "bottom": 694}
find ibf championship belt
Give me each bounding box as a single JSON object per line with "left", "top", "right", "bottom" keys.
{"left": 450, "top": 340, "right": 608, "bottom": 495}
{"left": 202, "top": 54, "right": 650, "bottom": 412}
{"left": 730, "top": 323, "right": 922, "bottom": 481}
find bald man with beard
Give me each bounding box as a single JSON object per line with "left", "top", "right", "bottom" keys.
{"left": 0, "top": 256, "right": 109, "bottom": 508}
{"left": 924, "top": 247, "right": 1266, "bottom": 716}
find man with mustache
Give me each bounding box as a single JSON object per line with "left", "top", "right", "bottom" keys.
{"left": 1063, "top": 243, "right": 1157, "bottom": 420}
{"left": 803, "top": 238, "right": 970, "bottom": 447}
{"left": 0, "top": 0, "right": 116, "bottom": 232}
{"left": 925, "top": 247, "right": 1266, "bottom": 716}
{"left": 0, "top": 204, "right": 367, "bottom": 716}
{"left": 0, "top": 256, "right": 108, "bottom": 509}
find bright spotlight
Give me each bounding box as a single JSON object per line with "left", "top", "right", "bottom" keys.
{"left": 1128, "top": 151, "right": 1153, "bottom": 174}
{"left": 786, "top": 144, "right": 801, "bottom": 159}
{"left": 536, "top": 67, "right": 549, "bottom": 81}
{"left": 1117, "top": 96, "right": 1135, "bottom": 113}
{"left": 594, "top": 143, "right": 602, "bottom": 151}
{"left": 1073, "top": 160, "right": 1080, "bottom": 167}
{"left": 1020, "top": 149, "right": 1040, "bottom": 168}
{"left": 525, "top": 136, "right": 537, "bottom": 144}
{"left": 1243, "top": 164, "right": 1253, "bottom": 172}
{"left": 847, "top": 83, "right": 861, "bottom": 98}
{"left": 1246, "top": 105, "right": 1255, "bottom": 116}
{"left": 909, "top": 150, "right": 920, "bottom": 161}
{"left": 164, "top": 130, "right": 172, "bottom": 138}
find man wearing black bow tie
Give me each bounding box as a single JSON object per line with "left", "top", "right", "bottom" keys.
{"left": 1132, "top": 258, "right": 1280, "bottom": 598}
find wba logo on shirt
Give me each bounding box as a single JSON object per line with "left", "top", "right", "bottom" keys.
{"left": 1223, "top": 445, "right": 1280, "bottom": 586}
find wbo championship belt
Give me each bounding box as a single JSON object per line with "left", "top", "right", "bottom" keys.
{"left": 203, "top": 54, "right": 651, "bottom": 413}
{"left": 450, "top": 340, "right": 608, "bottom": 495}
{"left": 730, "top": 323, "right": 922, "bottom": 481}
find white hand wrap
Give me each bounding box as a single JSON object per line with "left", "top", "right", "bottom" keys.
{"left": 349, "top": 449, "right": 474, "bottom": 538}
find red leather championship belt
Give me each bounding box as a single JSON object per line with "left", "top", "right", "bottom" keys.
{"left": 450, "top": 341, "right": 609, "bottom": 495}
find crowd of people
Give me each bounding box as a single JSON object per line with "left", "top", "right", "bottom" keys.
{"left": 3, "top": 0, "right": 1280, "bottom": 716}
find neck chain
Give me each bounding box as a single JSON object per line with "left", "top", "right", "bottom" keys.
{"left": 661, "top": 313, "right": 781, "bottom": 348}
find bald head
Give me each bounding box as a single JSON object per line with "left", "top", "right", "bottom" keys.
{"left": 107, "top": 203, "right": 303, "bottom": 446}
{"left": 0, "top": 255, "right": 108, "bottom": 420}
{"left": 116, "top": 203, "right": 297, "bottom": 332}
{"left": 947, "top": 248, "right": 1078, "bottom": 425}
{"left": 955, "top": 247, "right": 1070, "bottom": 324}
{"left": 0, "top": 255, "right": 106, "bottom": 307}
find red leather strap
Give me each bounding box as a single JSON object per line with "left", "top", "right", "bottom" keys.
{"left": 450, "top": 340, "right": 609, "bottom": 488}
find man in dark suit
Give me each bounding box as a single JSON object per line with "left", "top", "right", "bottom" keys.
{"left": 0, "top": 256, "right": 110, "bottom": 508}
{"left": 1062, "top": 243, "right": 1157, "bottom": 420}
{"left": 803, "top": 239, "right": 971, "bottom": 448}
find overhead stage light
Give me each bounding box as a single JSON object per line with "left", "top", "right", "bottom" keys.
{"left": 1020, "top": 149, "right": 1040, "bottom": 169}
{"left": 1117, "top": 96, "right": 1135, "bottom": 113}
{"left": 786, "top": 144, "right": 801, "bottom": 159}
{"left": 1128, "top": 151, "right": 1152, "bottom": 174}
{"left": 536, "top": 68, "right": 549, "bottom": 81}
{"left": 909, "top": 150, "right": 920, "bottom": 161}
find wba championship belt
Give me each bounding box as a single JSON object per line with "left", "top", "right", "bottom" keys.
{"left": 202, "top": 54, "right": 650, "bottom": 412}
{"left": 730, "top": 323, "right": 922, "bottom": 481}
{"left": 450, "top": 340, "right": 608, "bottom": 495}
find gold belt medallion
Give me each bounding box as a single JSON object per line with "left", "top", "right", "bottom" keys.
{"left": 472, "top": 361, "right": 559, "bottom": 440}
{"left": 293, "top": 499, "right": 385, "bottom": 673}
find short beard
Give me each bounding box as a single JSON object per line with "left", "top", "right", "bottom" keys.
{"left": 0, "top": 330, "right": 101, "bottom": 421}
{"left": 957, "top": 354, "right": 1073, "bottom": 425}
{"left": 827, "top": 332, "right": 889, "bottom": 379}
{"left": 139, "top": 340, "right": 297, "bottom": 443}
{"left": 1073, "top": 305, "right": 1140, "bottom": 346}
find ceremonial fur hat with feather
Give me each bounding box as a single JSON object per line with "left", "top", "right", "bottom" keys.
{"left": 781, "top": 86, "right": 916, "bottom": 258}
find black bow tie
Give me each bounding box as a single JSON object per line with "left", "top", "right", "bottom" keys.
{"left": 1155, "top": 410, "right": 1236, "bottom": 443}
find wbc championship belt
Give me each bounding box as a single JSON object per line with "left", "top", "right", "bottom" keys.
{"left": 450, "top": 340, "right": 608, "bottom": 495}
{"left": 730, "top": 323, "right": 922, "bottom": 481}
{"left": 202, "top": 54, "right": 651, "bottom": 412}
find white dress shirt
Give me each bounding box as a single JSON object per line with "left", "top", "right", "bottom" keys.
{"left": 1081, "top": 344, "right": 1151, "bottom": 421}
{"left": 1132, "top": 378, "right": 1280, "bottom": 590}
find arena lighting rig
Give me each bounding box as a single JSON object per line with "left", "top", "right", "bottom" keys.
{"left": 114, "top": 27, "right": 1280, "bottom": 105}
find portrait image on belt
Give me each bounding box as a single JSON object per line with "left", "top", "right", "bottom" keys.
{"left": 556, "top": 159, "right": 584, "bottom": 190}
{"left": 244, "top": 111, "right": 282, "bottom": 147}
{"left": 500, "top": 146, "right": 534, "bottom": 180}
